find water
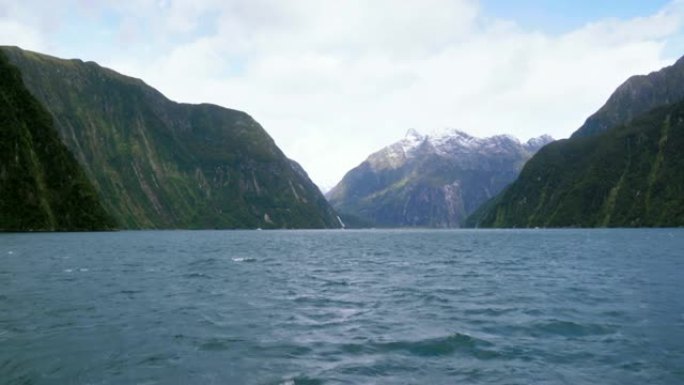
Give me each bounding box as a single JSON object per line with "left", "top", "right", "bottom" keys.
{"left": 1, "top": 229, "right": 683, "bottom": 385}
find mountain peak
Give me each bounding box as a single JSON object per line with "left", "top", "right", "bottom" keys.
{"left": 405, "top": 128, "right": 423, "bottom": 139}
{"left": 524, "top": 134, "right": 554, "bottom": 151}
{"left": 396, "top": 128, "right": 552, "bottom": 157}
{"left": 401, "top": 128, "right": 426, "bottom": 150}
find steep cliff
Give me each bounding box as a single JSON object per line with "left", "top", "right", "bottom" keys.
{"left": 0, "top": 51, "right": 115, "bottom": 231}
{"left": 2, "top": 46, "right": 339, "bottom": 229}
{"left": 468, "top": 102, "right": 684, "bottom": 228}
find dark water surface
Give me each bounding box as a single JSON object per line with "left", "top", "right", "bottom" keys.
{"left": 1, "top": 229, "right": 683, "bottom": 384}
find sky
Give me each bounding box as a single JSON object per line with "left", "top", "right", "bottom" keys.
{"left": 1, "top": 0, "right": 683, "bottom": 191}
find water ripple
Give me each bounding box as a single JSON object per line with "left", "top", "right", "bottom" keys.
{"left": 1, "top": 229, "right": 683, "bottom": 384}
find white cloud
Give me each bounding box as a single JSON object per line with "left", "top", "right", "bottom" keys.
{"left": 0, "top": 20, "right": 46, "bottom": 51}
{"left": 2, "top": 0, "right": 684, "bottom": 189}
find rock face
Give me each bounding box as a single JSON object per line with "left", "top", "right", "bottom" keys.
{"left": 2, "top": 46, "right": 340, "bottom": 229}
{"left": 469, "top": 56, "right": 684, "bottom": 228}
{"left": 0, "top": 51, "right": 115, "bottom": 231}
{"left": 327, "top": 129, "right": 553, "bottom": 227}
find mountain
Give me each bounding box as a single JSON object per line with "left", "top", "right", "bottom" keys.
{"left": 469, "top": 57, "right": 684, "bottom": 228}
{"left": 0, "top": 51, "right": 115, "bottom": 231}
{"left": 2, "top": 46, "right": 340, "bottom": 229}
{"left": 468, "top": 102, "right": 684, "bottom": 228}
{"left": 327, "top": 129, "right": 553, "bottom": 227}
{"left": 573, "top": 56, "right": 684, "bottom": 138}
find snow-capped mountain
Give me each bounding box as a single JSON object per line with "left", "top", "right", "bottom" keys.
{"left": 327, "top": 129, "right": 553, "bottom": 228}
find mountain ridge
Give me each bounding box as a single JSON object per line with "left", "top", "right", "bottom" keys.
{"left": 573, "top": 56, "right": 684, "bottom": 138}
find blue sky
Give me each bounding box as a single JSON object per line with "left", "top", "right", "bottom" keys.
{"left": 483, "top": 0, "right": 684, "bottom": 59}
{"left": 482, "top": 0, "right": 673, "bottom": 32}
{"left": 1, "top": 0, "right": 683, "bottom": 189}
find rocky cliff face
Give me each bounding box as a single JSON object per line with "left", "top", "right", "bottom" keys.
{"left": 2, "top": 46, "right": 340, "bottom": 229}
{"left": 469, "top": 55, "right": 684, "bottom": 228}
{"left": 0, "top": 51, "right": 115, "bottom": 231}
{"left": 327, "top": 129, "right": 553, "bottom": 227}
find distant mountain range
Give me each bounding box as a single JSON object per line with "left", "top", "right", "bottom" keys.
{"left": 0, "top": 46, "right": 341, "bottom": 230}
{"left": 327, "top": 129, "right": 553, "bottom": 227}
{"left": 4, "top": 45, "right": 682, "bottom": 230}
{"left": 469, "top": 55, "right": 684, "bottom": 228}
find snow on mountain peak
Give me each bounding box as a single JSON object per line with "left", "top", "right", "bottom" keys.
{"left": 402, "top": 128, "right": 426, "bottom": 150}
{"left": 370, "top": 128, "right": 425, "bottom": 169}
{"left": 524, "top": 135, "right": 555, "bottom": 151}
{"left": 427, "top": 128, "right": 479, "bottom": 150}
{"left": 373, "top": 128, "right": 553, "bottom": 170}
{"left": 405, "top": 128, "right": 423, "bottom": 139}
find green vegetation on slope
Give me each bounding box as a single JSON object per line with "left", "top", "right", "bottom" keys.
{"left": 469, "top": 102, "right": 684, "bottom": 228}
{"left": 0, "top": 51, "right": 115, "bottom": 231}
{"left": 2, "top": 46, "right": 339, "bottom": 229}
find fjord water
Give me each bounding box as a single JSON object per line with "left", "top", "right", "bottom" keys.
{"left": 1, "top": 230, "right": 683, "bottom": 384}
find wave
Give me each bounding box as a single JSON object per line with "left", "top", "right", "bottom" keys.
{"left": 532, "top": 319, "right": 617, "bottom": 337}
{"left": 232, "top": 257, "right": 257, "bottom": 263}
{"left": 484, "top": 319, "right": 617, "bottom": 338}
{"left": 333, "top": 333, "right": 499, "bottom": 359}
{"left": 182, "top": 272, "right": 212, "bottom": 279}
{"left": 186, "top": 257, "right": 218, "bottom": 267}
{"left": 275, "top": 376, "right": 323, "bottom": 385}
